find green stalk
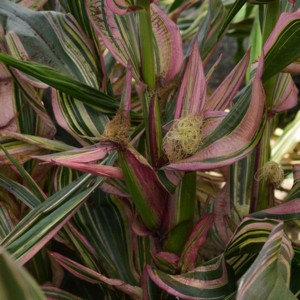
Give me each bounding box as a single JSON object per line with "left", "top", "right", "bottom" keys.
{"left": 138, "top": 1, "right": 156, "bottom": 90}
{"left": 252, "top": 0, "right": 280, "bottom": 211}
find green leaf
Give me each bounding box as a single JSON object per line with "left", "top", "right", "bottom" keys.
{"left": 0, "top": 53, "right": 119, "bottom": 115}
{"left": 72, "top": 192, "right": 139, "bottom": 285}
{"left": 0, "top": 143, "right": 46, "bottom": 202}
{"left": 0, "top": 173, "right": 101, "bottom": 264}
{"left": 0, "top": 175, "right": 41, "bottom": 209}
{"left": 0, "top": 246, "right": 46, "bottom": 300}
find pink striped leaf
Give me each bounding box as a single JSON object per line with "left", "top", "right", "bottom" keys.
{"left": 165, "top": 57, "right": 266, "bottom": 171}
{"left": 119, "top": 145, "right": 169, "bottom": 230}
{"left": 236, "top": 222, "right": 294, "bottom": 300}
{"left": 204, "top": 51, "right": 250, "bottom": 111}
{"left": 263, "top": 9, "right": 300, "bottom": 81}
{"left": 179, "top": 214, "right": 215, "bottom": 272}
{"left": 147, "top": 254, "right": 236, "bottom": 299}
{"left": 50, "top": 251, "right": 142, "bottom": 299}
{"left": 174, "top": 41, "right": 206, "bottom": 119}
{"left": 86, "top": 1, "right": 183, "bottom": 84}
{"left": 271, "top": 73, "right": 298, "bottom": 113}
{"left": 34, "top": 146, "right": 123, "bottom": 179}
{"left": 151, "top": 4, "right": 184, "bottom": 85}
{"left": 285, "top": 165, "right": 300, "bottom": 201}
{"left": 0, "top": 64, "right": 18, "bottom": 133}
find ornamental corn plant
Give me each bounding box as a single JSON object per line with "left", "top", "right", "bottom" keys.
{"left": 0, "top": 0, "right": 300, "bottom": 299}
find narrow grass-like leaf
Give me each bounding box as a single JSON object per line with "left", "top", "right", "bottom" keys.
{"left": 0, "top": 141, "right": 42, "bottom": 165}
{"left": 218, "top": 0, "right": 247, "bottom": 39}
{"left": 198, "top": 0, "right": 227, "bottom": 61}
{"left": 50, "top": 252, "right": 142, "bottom": 299}
{"left": 0, "top": 143, "right": 46, "bottom": 201}
{"left": 0, "top": 173, "right": 100, "bottom": 264}
{"left": 71, "top": 191, "right": 140, "bottom": 285}
{"left": 0, "top": 131, "right": 74, "bottom": 152}
{"left": 0, "top": 246, "right": 46, "bottom": 300}
{"left": 0, "top": 53, "right": 121, "bottom": 116}
{"left": 0, "top": 175, "right": 41, "bottom": 209}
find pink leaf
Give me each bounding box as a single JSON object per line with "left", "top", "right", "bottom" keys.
{"left": 174, "top": 41, "right": 206, "bottom": 119}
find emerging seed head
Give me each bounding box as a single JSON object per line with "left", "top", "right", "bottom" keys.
{"left": 163, "top": 114, "right": 203, "bottom": 162}
{"left": 103, "top": 109, "right": 130, "bottom": 144}
{"left": 256, "top": 161, "right": 284, "bottom": 187}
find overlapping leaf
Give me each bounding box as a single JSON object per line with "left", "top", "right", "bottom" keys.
{"left": 165, "top": 55, "right": 265, "bottom": 171}
{"left": 0, "top": 173, "right": 101, "bottom": 264}
{"left": 87, "top": 1, "right": 183, "bottom": 85}
{"left": 147, "top": 255, "right": 236, "bottom": 299}
{"left": 236, "top": 222, "right": 295, "bottom": 299}
{"left": 119, "top": 146, "right": 169, "bottom": 230}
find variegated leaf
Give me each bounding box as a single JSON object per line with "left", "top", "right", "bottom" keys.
{"left": 165, "top": 58, "right": 265, "bottom": 171}
{"left": 147, "top": 254, "right": 236, "bottom": 299}
{"left": 50, "top": 252, "right": 142, "bottom": 299}
{"left": 119, "top": 146, "right": 169, "bottom": 230}
{"left": 237, "top": 222, "right": 295, "bottom": 299}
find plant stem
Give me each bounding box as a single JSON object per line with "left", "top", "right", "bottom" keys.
{"left": 252, "top": 0, "right": 280, "bottom": 211}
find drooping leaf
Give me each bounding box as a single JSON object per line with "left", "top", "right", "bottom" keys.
{"left": 0, "top": 143, "right": 46, "bottom": 202}
{"left": 0, "top": 53, "right": 120, "bottom": 116}
{"left": 0, "top": 175, "right": 41, "bottom": 209}
{"left": 50, "top": 252, "right": 142, "bottom": 299}
{"left": 0, "top": 173, "right": 101, "bottom": 264}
